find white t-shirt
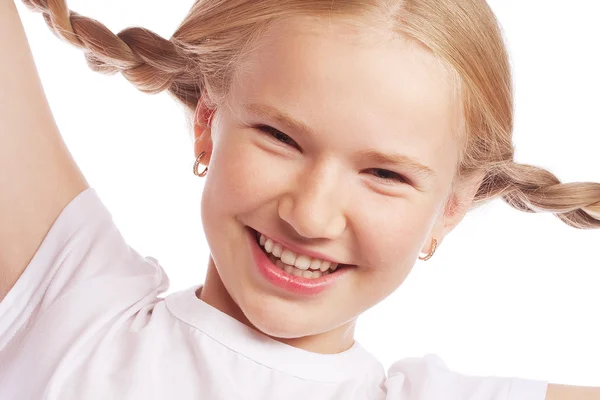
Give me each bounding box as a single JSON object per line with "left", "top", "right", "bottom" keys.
{"left": 0, "top": 188, "right": 549, "bottom": 399}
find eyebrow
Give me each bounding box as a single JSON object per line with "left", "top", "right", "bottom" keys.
{"left": 244, "top": 103, "right": 316, "bottom": 138}
{"left": 243, "top": 102, "right": 436, "bottom": 179}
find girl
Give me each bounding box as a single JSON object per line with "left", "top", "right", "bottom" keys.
{"left": 0, "top": 0, "right": 598, "bottom": 399}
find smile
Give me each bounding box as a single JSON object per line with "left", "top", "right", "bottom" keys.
{"left": 252, "top": 230, "right": 351, "bottom": 279}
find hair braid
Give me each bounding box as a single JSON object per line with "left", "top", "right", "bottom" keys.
{"left": 22, "top": 0, "right": 199, "bottom": 97}
{"left": 475, "top": 162, "right": 600, "bottom": 229}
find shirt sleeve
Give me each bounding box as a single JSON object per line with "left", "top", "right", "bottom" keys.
{"left": 0, "top": 187, "right": 169, "bottom": 364}
{"left": 384, "top": 354, "right": 548, "bottom": 400}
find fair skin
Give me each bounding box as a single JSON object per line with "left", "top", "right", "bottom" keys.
{"left": 0, "top": 1, "right": 597, "bottom": 396}
{"left": 193, "top": 16, "right": 480, "bottom": 354}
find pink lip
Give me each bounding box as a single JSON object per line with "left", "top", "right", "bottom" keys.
{"left": 246, "top": 227, "right": 351, "bottom": 296}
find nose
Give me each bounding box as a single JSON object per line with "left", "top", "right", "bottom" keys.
{"left": 278, "top": 160, "right": 347, "bottom": 240}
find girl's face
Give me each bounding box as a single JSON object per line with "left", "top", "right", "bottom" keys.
{"left": 196, "top": 16, "right": 475, "bottom": 353}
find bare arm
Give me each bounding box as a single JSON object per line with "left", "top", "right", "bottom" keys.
{"left": 0, "top": 0, "right": 89, "bottom": 300}
{"left": 546, "top": 384, "right": 600, "bottom": 399}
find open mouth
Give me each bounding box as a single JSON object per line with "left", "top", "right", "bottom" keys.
{"left": 251, "top": 228, "right": 353, "bottom": 277}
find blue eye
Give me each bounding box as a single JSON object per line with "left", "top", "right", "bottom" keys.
{"left": 256, "top": 125, "right": 299, "bottom": 148}
{"left": 367, "top": 168, "right": 410, "bottom": 184}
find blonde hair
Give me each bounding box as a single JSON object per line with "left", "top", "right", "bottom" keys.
{"left": 24, "top": 0, "right": 600, "bottom": 229}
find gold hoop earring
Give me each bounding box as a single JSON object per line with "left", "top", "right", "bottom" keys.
{"left": 193, "top": 151, "right": 208, "bottom": 177}
{"left": 418, "top": 238, "right": 438, "bottom": 261}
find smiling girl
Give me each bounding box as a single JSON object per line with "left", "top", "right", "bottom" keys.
{"left": 0, "top": 0, "right": 599, "bottom": 399}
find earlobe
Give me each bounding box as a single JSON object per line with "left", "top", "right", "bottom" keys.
{"left": 193, "top": 98, "right": 215, "bottom": 140}
{"left": 194, "top": 128, "right": 213, "bottom": 168}
{"left": 193, "top": 96, "right": 216, "bottom": 165}
{"left": 419, "top": 237, "right": 439, "bottom": 261}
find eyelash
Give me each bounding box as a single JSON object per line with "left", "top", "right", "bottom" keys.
{"left": 366, "top": 169, "right": 410, "bottom": 184}
{"left": 255, "top": 124, "right": 410, "bottom": 184}
{"left": 256, "top": 125, "right": 299, "bottom": 149}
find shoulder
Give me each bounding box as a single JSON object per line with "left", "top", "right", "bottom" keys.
{"left": 383, "top": 354, "right": 548, "bottom": 400}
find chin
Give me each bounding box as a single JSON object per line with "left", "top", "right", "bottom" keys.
{"left": 241, "top": 296, "right": 326, "bottom": 339}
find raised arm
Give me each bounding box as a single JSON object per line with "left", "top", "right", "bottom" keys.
{"left": 0, "top": 0, "right": 88, "bottom": 300}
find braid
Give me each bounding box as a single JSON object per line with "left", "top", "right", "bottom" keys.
{"left": 23, "top": 0, "right": 202, "bottom": 104}
{"left": 475, "top": 162, "right": 600, "bottom": 229}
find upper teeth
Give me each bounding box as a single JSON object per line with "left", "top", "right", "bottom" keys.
{"left": 259, "top": 234, "right": 339, "bottom": 272}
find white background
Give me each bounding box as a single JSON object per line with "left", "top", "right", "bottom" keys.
{"left": 15, "top": 0, "right": 600, "bottom": 386}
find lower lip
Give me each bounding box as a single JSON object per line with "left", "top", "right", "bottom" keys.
{"left": 247, "top": 227, "right": 352, "bottom": 296}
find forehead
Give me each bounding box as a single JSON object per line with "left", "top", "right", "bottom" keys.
{"left": 227, "top": 16, "right": 461, "bottom": 180}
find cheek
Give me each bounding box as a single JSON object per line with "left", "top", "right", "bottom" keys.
{"left": 354, "top": 214, "right": 427, "bottom": 299}
{"left": 354, "top": 198, "right": 439, "bottom": 269}
{"left": 202, "top": 133, "right": 287, "bottom": 217}
{"left": 204, "top": 153, "right": 253, "bottom": 217}
{"left": 200, "top": 134, "right": 267, "bottom": 260}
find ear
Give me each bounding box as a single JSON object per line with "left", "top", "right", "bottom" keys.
{"left": 193, "top": 96, "right": 217, "bottom": 168}
{"left": 421, "top": 170, "right": 486, "bottom": 254}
